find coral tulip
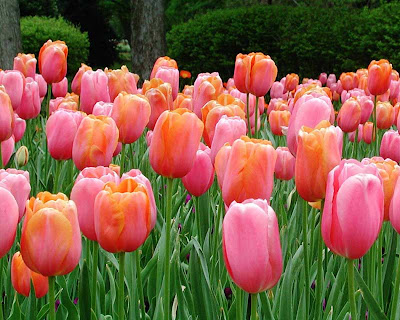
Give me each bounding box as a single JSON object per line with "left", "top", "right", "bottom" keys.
{"left": 80, "top": 69, "right": 111, "bottom": 114}
{"left": 150, "top": 56, "right": 178, "bottom": 79}
{"left": 339, "top": 72, "right": 359, "bottom": 91}
{"left": 337, "top": 98, "right": 361, "bottom": 133}
{"left": 52, "top": 77, "right": 68, "bottom": 98}
{"left": 0, "top": 70, "right": 25, "bottom": 110}
{"left": 376, "top": 101, "right": 394, "bottom": 129}
{"left": 13, "top": 53, "right": 36, "bottom": 78}
{"left": 275, "top": 146, "right": 295, "bottom": 181}
{"left": 269, "top": 110, "right": 291, "bottom": 136}
{"left": 71, "top": 63, "right": 92, "bottom": 95}
{"left": 173, "top": 93, "right": 192, "bottom": 111}
{"left": 154, "top": 66, "right": 179, "bottom": 100}
{"left": 368, "top": 59, "right": 392, "bottom": 96}
{"left": 38, "top": 40, "right": 68, "bottom": 84}
{"left": 15, "top": 77, "right": 40, "bottom": 120}
{"left": 105, "top": 65, "right": 138, "bottom": 101}
{"left": 381, "top": 130, "right": 400, "bottom": 163}
{"left": 35, "top": 74, "right": 47, "bottom": 99}
{"left": 193, "top": 72, "right": 224, "bottom": 118}
{"left": 285, "top": 73, "right": 299, "bottom": 92}
{"left": 0, "top": 187, "right": 19, "bottom": 258}
{"left": 13, "top": 114, "right": 26, "bottom": 143}
{"left": 0, "top": 86, "right": 15, "bottom": 141}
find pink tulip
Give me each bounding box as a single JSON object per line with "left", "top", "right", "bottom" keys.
{"left": 34, "top": 74, "right": 47, "bottom": 98}
{"left": 13, "top": 53, "right": 37, "bottom": 78}
{"left": 0, "top": 87, "right": 15, "bottom": 142}
{"left": 210, "top": 115, "right": 247, "bottom": 164}
{"left": 113, "top": 142, "right": 122, "bottom": 157}
{"left": 321, "top": 159, "right": 384, "bottom": 259}
{"left": 359, "top": 96, "right": 374, "bottom": 124}
{"left": 349, "top": 124, "right": 363, "bottom": 143}
{"left": 146, "top": 130, "right": 153, "bottom": 147}
{"left": 222, "top": 199, "right": 282, "bottom": 293}
{"left": 380, "top": 130, "right": 400, "bottom": 163}
{"left": 71, "top": 166, "right": 120, "bottom": 241}
{"left": 15, "top": 77, "right": 40, "bottom": 120}
{"left": 92, "top": 102, "right": 113, "bottom": 116}
{"left": 319, "top": 73, "right": 328, "bottom": 86}
{"left": 270, "top": 81, "right": 287, "bottom": 99}
{"left": 71, "top": 64, "right": 92, "bottom": 95}
{"left": 154, "top": 66, "right": 179, "bottom": 100}
{"left": 390, "top": 80, "right": 400, "bottom": 101}
{"left": 226, "top": 78, "right": 235, "bottom": 90}
{"left": 52, "top": 77, "right": 68, "bottom": 98}
{"left": 46, "top": 110, "right": 86, "bottom": 160}
{"left": 390, "top": 178, "right": 400, "bottom": 233}
{"left": 1, "top": 136, "right": 15, "bottom": 167}
{"left": 121, "top": 169, "right": 157, "bottom": 229}
{"left": 326, "top": 74, "right": 337, "bottom": 88}
{"left": 0, "top": 70, "right": 25, "bottom": 110}
{"left": 193, "top": 72, "right": 224, "bottom": 118}
{"left": 80, "top": 70, "right": 110, "bottom": 114}
{"left": 13, "top": 114, "right": 26, "bottom": 143}
{"left": 337, "top": 98, "right": 361, "bottom": 133}
{"left": 0, "top": 169, "right": 30, "bottom": 221}
{"left": 0, "top": 187, "right": 19, "bottom": 258}
{"left": 275, "top": 147, "right": 295, "bottom": 180}
{"left": 182, "top": 145, "right": 214, "bottom": 197}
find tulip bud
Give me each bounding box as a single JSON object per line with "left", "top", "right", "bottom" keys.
{"left": 15, "top": 146, "right": 29, "bottom": 167}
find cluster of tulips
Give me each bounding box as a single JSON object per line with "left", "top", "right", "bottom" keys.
{"left": 0, "top": 38, "right": 400, "bottom": 320}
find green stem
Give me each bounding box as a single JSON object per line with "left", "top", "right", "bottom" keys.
{"left": 120, "top": 143, "right": 126, "bottom": 175}
{"left": 0, "top": 258, "right": 4, "bottom": 320}
{"left": 377, "top": 232, "right": 383, "bottom": 308}
{"left": 135, "top": 250, "right": 146, "bottom": 320}
{"left": 302, "top": 199, "right": 310, "bottom": 317}
{"left": 194, "top": 196, "right": 202, "bottom": 243}
{"left": 91, "top": 241, "right": 99, "bottom": 319}
{"left": 246, "top": 93, "right": 252, "bottom": 138}
{"left": 373, "top": 95, "right": 378, "bottom": 155}
{"left": 53, "top": 160, "right": 62, "bottom": 193}
{"left": 347, "top": 259, "right": 357, "bottom": 320}
{"left": 46, "top": 84, "right": 52, "bottom": 119}
{"left": 48, "top": 276, "right": 56, "bottom": 320}
{"left": 391, "top": 252, "right": 400, "bottom": 319}
{"left": 251, "top": 293, "right": 257, "bottom": 320}
{"left": 164, "top": 178, "right": 173, "bottom": 320}
{"left": 236, "top": 286, "right": 242, "bottom": 320}
{"left": 315, "top": 204, "right": 324, "bottom": 320}
{"left": 118, "top": 252, "right": 126, "bottom": 320}
{"left": 254, "top": 96, "right": 259, "bottom": 139}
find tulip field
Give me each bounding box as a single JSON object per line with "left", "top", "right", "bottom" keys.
{"left": 1, "top": 40, "right": 400, "bottom": 320}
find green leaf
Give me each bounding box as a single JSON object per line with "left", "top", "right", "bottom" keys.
{"left": 78, "top": 260, "right": 91, "bottom": 320}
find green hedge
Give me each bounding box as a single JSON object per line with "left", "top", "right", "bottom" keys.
{"left": 167, "top": 4, "right": 400, "bottom": 80}
{"left": 20, "top": 16, "right": 90, "bottom": 76}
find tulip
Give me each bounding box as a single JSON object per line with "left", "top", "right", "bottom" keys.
{"left": 20, "top": 192, "right": 82, "bottom": 276}
{"left": 319, "top": 73, "right": 327, "bottom": 85}
{"left": 142, "top": 78, "right": 173, "bottom": 130}
{"left": 149, "top": 108, "right": 204, "bottom": 178}
{"left": 154, "top": 66, "right": 179, "bottom": 100}
{"left": 0, "top": 187, "right": 19, "bottom": 258}
{"left": 71, "top": 63, "right": 92, "bottom": 95}
{"left": 13, "top": 53, "right": 37, "bottom": 78}
{"left": 183, "top": 85, "right": 194, "bottom": 96}
{"left": 13, "top": 113, "right": 27, "bottom": 141}
{"left": 16, "top": 77, "right": 40, "bottom": 120}
{"left": 339, "top": 72, "right": 359, "bottom": 91}
{"left": 215, "top": 136, "right": 277, "bottom": 206}
{"left": 359, "top": 96, "right": 374, "bottom": 124}
{"left": 295, "top": 121, "right": 343, "bottom": 202}
{"left": 111, "top": 93, "right": 150, "bottom": 144}
{"left": 267, "top": 98, "right": 289, "bottom": 115}
{"left": 222, "top": 199, "right": 282, "bottom": 293}
{"left": 145, "top": 130, "right": 153, "bottom": 147}
{"left": 234, "top": 52, "right": 277, "bottom": 97}
{"left": 368, "top": 59, "right": 392, "bottom": 96}
{"left": 1, "top": 136, "right": 15, "bottom": 167}
{"left": 0, "top": 168, "right": 30, "bottom": 221}
{"left": 0, "top": 70, "right": 25, "bottom": 110}
{"left": 52, "top": 77, "right": 68, "bottom": 98}
{"left": 349, "top": 124, "right": 363, "bottom": 143}
{"left": 35, "top": 74, "right": 47, "bottom": 99}
{"left": 270, "top": 82, "right": 286, "bottom": 100}
{"left": 390, "top": 178, "right": 400, "bottom": 234}
{"left": 173, "top": 93, "right": 192, "bottom": 111}
{"left": 210, "top": 115, "right": 247, "bottom": 164}
{"left": 361, "top": 157, "right": 400, "bottom": 221}
{"left": 11, "top": 251, "right": 48, "bottom": 298}
{"left": 0, "top": 86, "right": 15, "bottom": 141}
{"left": 71, "top": 166, "right": 120, "bottom": 241}
{"left": 150, "top": 56, "right": 178, "bottom": 79}
{"left": 275, "top": 146, "right": 295, "bottom": 180}
{"left": 390, "top": 80, "right": 400, "bottom": 102}
{"left": 193, "top": 72, "right": 224, "bottom": 117}
{"left": 49, "top": 94, "right": 79, "bottom": 115}
{"left": 285, "top": 73, "right": 299, "bottom": 92}
{"left": 105, "top": 65, "right": 138, "bottom": 101}
{"left": 38, "top": 40, "right": 68, "bottom": 84}
{"left": 94, "top": 179, "right": 152, "bottom": 253}
{"left": 362, "top": 122, "right": 375, "bottom": 144}
{"left": 326, "top": 74, "right": 337, "bottom": 88}
{"left": 321, "top": 159, "right": 384, "bottom": 259}
{"left": 80, "top": 69, "right": 111, "bottom": 114}
{"left": 180, "top": 70, "right": 191, "bottom": 79}
{"left": 92, "top": 101, "right": 113, "bottom": 116}
{"left": 47, "top": 109, "right": 86, "bottom": 160}
{"left": 72, "top": 115, "right": 119, "bottom": 170}
{"left": 181, "top": 144, "right": 214, "bottom": 197}
{"left": 15, "top": 146, "right": 29, "bottom": 167}
{"left": 269, "top": 110, "right": 291, "bottom": 136}
{"left": 376, "top": 101, "right": 394, "bottom": 129}
{"left": 380, "top": 130, "right": 400, "bottom": 163}
{"left": 337, "top": 98, "right": 361, "bottom": 133}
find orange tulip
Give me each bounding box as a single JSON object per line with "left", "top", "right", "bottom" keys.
{"left": 72, "top": 115, "right": 119, "bottom": 170}
{"left": 193, "top": 73, "right": 224, "bottom": 117}
{"left": 38, "top": 40, "right": 68, "bottom": 84}
{"left": 337, "top": 97, "right": 361, "bottom": 133}
{"left": 150, "top": 56, "right": 178, "bottom": 79}
{"left": 285, "top": 73, "right": 299, "bottom": 92}
{"left": 376, "top": 101, "right": 395, "bottom": 129}
{"left": 13, "top": 53, "right": 37, "bottom": 78}
{"left": 0, "top": 86, "right": 15, "bottom": 142}
{"left": 363, "top": 122, "right": 375, "bottom": 144}
{"left": 269, "top": 110, "right": 290, "bottom": 136}
{"left": 357, "top": 68, "right": 368, "bottom": 78}
{"left": 20, "top": 192, "right": 81, "bottom": 276}
{"left": 361, "top": 157, "right": 400, "bottom": 221}
{"left": 180, "top": 70, "right": 191, "bottom": 79}
{"left": 111, "top": 93, "right": 150, "bottom": 144}
{"left": 173, "top": 93, "right": 193, "bottom": 111}
{"left": 392, "top": 70, "right": 400, "bottom": 81}
{"left": 233, "top": 52, "right": 277, "bottom": 97}
{"left": 339, "top": 72, "right": 359, "bottom": 91}
{"left": 216, "top": 93, "right": 245, "bottom": 110}
{"left": 71, "top": 63, "right": 92, "bottom": 95}
{"left": 295, "top": 121, "right": 343, "bottom": 202}
{"left": 11, "top": 251, "right": 48, "bottom": 298}
{"left": 215, "top": 136, "right": 277, "bottom": 206}
{"left": 94, "top": 179, "right": 152, "bottom": 253}
{"left": 105, "top": 65, "right": 138, "bottom": 101}
{"left": 149, "top": 108, "right": 204, "bottom": 178}
{"left": 142, "top": 78, "right": 173, "bottom": 130}
{"left": 368, "top": 59, "right": 392, "bottom": 96}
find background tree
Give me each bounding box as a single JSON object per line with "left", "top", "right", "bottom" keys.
{"left": 0, "top": 0, "right": 22, "bottom": 69}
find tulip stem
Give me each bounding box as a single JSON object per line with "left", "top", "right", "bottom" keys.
{"left": 48, "top": 276, "right": 56, "bottom": 320}
{"left": 347, "top": 259, "right": 357, "bottom": 320}
{"left": 135, "top": 250, "right": 146, "bottom": 320}
{"left": 353, "top": 128, "right": 359, "bottom": 160}
{"left": 373, "top": 95, "right": 378, "bottom": 155}
{"left": 46, "top": 84, "right": 52, "bottom": 119}
{"left": 118, "top": 252, "right": 126, "bottom": 320}
{"left": 254, "top": 96, "right": 259, "bottom": 139}
{"left": 251, "top": 293, "right": 257, "bottom": 320}
{"left": 302, "top": 199, "right": 310, "bottom": 317}
{"left": 0, "top": 258, "right": 4, "bottom": 320}
{"left": 236, "top": 286, "right": 242, "bottom": 320}
{"left": 246, "top": 93, "right": 252, "bottom": 138}
{"left": 164, "top": 178, "right": 173, "bottom": 320}
{"left": 391, "top": 251, "right": 400, "bottom": 319}
{"left": 120, "top": 144, "right": 126, "bottom": 175}
{"left": 91, "top": 241, "right": 99, "bottom": 319}
{"left": 53, "top": 160, "right": 62, "bottom": 193}
{"left": 194, "top": 196, "right": 202, "bottom": 243}
{"left": 315, "top": 201, "right": 324, "bottom": 320}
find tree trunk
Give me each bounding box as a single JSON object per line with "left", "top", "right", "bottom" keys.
{"left": 130, "top": 0, "right": 166, "bottom": 83}
{"left": 0, "top": 0, "right": 22, "bottom": 69}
